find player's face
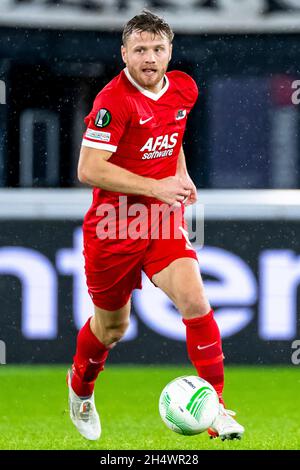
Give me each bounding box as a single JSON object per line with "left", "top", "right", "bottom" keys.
{"left": 121, "top": 30, "right": 172, "bottom": 93}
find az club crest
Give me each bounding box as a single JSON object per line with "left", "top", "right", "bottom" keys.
{"left": 176, "top": 109, "right": 187, "bottom": 120}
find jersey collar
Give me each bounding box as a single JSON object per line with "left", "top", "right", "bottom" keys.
{"left": 124, "top": 67, "right": 169, "bottom": 101}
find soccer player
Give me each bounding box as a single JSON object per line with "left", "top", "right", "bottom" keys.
{"left": 67, "top": 9, "right": 244, "bottom": 441}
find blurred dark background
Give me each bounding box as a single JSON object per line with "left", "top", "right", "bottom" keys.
{"left": 0, "top": 0, "right": 300, "bottom": 190}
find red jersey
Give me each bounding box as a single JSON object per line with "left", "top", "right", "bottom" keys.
{"left": 82, "top": 67, "right": 198, "bottom": 230}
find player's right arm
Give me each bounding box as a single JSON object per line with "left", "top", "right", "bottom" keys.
{"left": 78, "top": 145, "right": 192, "bottom": 205}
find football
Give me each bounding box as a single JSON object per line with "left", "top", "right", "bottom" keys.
{"left": 159, "top": 375, "right": 220, "bottom": 436}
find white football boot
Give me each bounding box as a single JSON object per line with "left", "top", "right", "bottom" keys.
{"left": 67, "top": 369, "right": 101, "bottom": 441}
{"left": 208, "top": 404, "right": 245, "bottom": 441}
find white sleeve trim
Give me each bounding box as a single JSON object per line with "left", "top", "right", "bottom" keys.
{"left": 82, "top": 139, "right": 117, "bottom": 152}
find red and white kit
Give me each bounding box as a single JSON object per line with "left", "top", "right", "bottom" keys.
{"left": 82, "top": 67, "right": 199, "bottom": 310}
{"left": 71, "top": 68, "right": 237, "bottom": 438}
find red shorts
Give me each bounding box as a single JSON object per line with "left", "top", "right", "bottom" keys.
{"left": 83, "top": 201, "right": 198, "bottom": 311}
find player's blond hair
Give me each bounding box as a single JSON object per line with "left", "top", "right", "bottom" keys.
{"left": 122, "top": 9, "right": 174, "bottom": 45}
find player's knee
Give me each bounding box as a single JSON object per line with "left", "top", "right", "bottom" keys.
{"left": 177, "top": 294, "right": 208, "bottom": 319}
{"left": 103, "top": 320, "right": 129, "bottom": 345}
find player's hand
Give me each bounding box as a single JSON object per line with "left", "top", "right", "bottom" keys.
{"left": 151, "top": 175, "right": 193, "bottom": 206}
{"left": 176, "top": 173, "right": 198, "bottom": 206}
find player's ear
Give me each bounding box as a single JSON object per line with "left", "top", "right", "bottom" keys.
{"left": 121, "top": 45, "right": 127, "bottom": 65}
{"left": 168, "top": 43, "right": 173, "bottom": 62}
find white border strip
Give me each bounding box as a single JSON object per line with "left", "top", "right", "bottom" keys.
{"left": 1, "top": 8, "right": 300, "bottom": 33}
{"left": 82, "top": 139, "right": 117, "bottom": 152}
{"left": 0, "top": 189, "right": 300, "bottom": 220}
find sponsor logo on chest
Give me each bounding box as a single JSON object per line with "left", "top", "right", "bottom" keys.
{"left": 140, "top": 133, "right": 179, "bottom": 160}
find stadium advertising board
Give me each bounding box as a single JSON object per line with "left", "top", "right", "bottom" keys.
{"left": 0, "top": 219, "right": 299, "bottom": 365}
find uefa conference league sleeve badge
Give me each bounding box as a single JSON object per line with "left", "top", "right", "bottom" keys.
{"left": 94, "top": 109, "right": 112, "bottom": 128}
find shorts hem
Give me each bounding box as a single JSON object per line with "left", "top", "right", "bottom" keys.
{"left": 89, "top": 293, "right": 131, "bottom": 311}
{"left": 88, "top": 279, "right": 142, "bottom": 311}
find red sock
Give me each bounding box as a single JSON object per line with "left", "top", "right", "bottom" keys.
{"left": 182, "top": 309, "right": 225, "bottom": 404}
{"left": 71, "top": 317, "right": 111, "bottom": 397}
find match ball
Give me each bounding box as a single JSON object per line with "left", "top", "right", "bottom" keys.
{"left": 159, "top": 376, "right": 220, "bottom": 436}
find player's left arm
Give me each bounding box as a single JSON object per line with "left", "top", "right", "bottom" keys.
{"left": 176, "top": 145, "right": 198, "bottom": 206}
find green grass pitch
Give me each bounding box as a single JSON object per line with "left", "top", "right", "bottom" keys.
{"left": 0, "top": 365, "right": 299, "bottom": 450}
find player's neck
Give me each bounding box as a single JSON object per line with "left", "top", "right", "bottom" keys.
{"left": 144, "top": 77, "right": 165, "bottom": 94}
{"left": 158, "top": 77, "right": 167, "bottom": 92}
